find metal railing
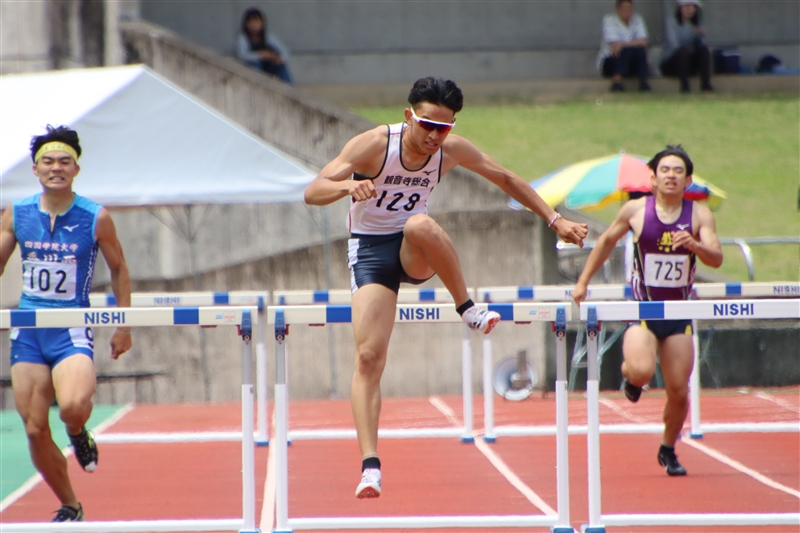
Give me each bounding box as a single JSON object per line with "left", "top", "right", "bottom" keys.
{"left": 557, "top": 236, "right": 800, "bottom": 281}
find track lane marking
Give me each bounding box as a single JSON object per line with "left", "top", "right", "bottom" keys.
{"left": 600, "top": 398, "right": 800, "bottom": 499}
{"left": 428, "top": 395, "right": 557, "bottom": 516}
{"left": 681, "top": 437, "right": 800, "bottom": 498}
{"left": 260, "top": 411, "right": 277, "bottom": 532}
{"left": 755, "top": 392, "right": 800, "bottom": 414}
{"left": 0, "top": 403, "right": 134, "bottom": 512}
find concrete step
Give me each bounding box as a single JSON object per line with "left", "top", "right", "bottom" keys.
{"left": 298, "top": 74, "right": 799, "bottom": 107}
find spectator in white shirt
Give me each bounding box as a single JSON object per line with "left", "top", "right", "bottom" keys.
{"left": 597, "top": 0, "right": 651, "bottom": 92}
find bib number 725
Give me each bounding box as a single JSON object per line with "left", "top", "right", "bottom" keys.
{"left": 644, "top": 253, "right": 690, "bottom": 288}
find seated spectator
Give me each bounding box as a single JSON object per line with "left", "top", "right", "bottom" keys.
{"left": 597, "top": 0, "right": 651, "bottom": 92}
{"left": 236, "top": 7, "right": 293, "bottom": 85}
{"left": 660, "top": 0, "right": 713, "bottom": 93}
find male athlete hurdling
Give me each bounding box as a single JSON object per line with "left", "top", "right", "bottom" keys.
{"left": 304, "top": 76, "right": 588, "bottom": 498}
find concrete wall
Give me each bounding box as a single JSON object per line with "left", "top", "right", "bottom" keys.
{"left": 136, "top": 0, "right": 800, "bottom": 84}
{"left": 0, "top": 0, "right": 133, "bottom": 74}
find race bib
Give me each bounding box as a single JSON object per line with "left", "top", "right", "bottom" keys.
{"left": 644, "top": 253, "right": 690, "bottom": 288}
{"left": 21, "top": 260, "right": 77, "bottom": 301}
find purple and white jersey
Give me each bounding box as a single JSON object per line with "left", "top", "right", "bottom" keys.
{"left": 347, "top": 123, "right": 442, "bottom": 235}
{"left": 631, "top": 196, "right": 696, "bottom": 301}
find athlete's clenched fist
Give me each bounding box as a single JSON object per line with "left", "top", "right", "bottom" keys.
{"left": 349, "top": 179, "right": 377, "bottom": 202}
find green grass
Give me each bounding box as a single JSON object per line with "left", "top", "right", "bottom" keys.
{"left": 352, "top": 94, "right": 800, "bottom": 282}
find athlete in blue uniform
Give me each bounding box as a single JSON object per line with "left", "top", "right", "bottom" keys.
{"left": 573, "top": 145, "right": 722, "bottom": 476}
{"left": 305, "top": 77, "right": 589, "bottom": 498}
{"left": 0, "top": 126, "right": 132, "bottom": 522}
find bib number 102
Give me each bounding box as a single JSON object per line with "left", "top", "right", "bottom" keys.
{"left": 375, "top": 191, "right": 421, "bottom": 212}
{"left": 27, "top": 265, "right": 68, "bottom": 293}
{"left": 21, "top": 261, "right": 77, "bottom": 300}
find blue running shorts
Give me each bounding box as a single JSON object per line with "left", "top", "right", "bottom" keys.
{"left": 10, "top": 327, "right": 94, "bottom": 367}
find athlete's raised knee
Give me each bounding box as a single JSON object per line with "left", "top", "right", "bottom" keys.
{"left": 403, "top": 214, "right": 439, "bottom": 239}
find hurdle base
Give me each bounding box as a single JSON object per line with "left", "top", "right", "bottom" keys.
{"left": 483, "top": 435, "right": 496, "bottom": 443}
{"left": 256, "top": 439, "right": 270, "bottom": 447}
{"left": 551, "top": 526, "right": 576, "bottom": 533}
{"left": 689, "top": 432, "right": 703, "bottom": 439}
{"left": 581, "top": 525, "right": 606, "bottom": 533}
{"left": 460, "top": 435, "right": 475, "bottom": 443}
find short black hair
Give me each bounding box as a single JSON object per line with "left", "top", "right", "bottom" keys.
{"left": 616, "top": 0, "right": 633, "bottom": 6}
{"left": 408, "top": 77, "right": 464, "bottom": 114}
{"left": 30, "top": 125, "right": 82, "bottom": 162}
{"left": 647, "top": 144, "right": 694, "bottom": 176}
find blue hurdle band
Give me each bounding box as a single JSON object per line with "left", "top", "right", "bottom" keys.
{"left": 0, "top": 306, "right": 258, "bottom": 329}
{"left": 580, "top": 299, "right": 800, "bottom": 321}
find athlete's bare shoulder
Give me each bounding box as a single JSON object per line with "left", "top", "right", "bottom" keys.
{"left": 342, "top": 125, "right": 391, "bottom": 175}
{"left": 440, "top": 134, "right": 480, "bottom": 173}
{"left": 620, "top": 196, "right": 648, "bottom": 218}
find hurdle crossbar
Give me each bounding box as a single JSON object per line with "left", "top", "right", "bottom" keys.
{"left": 582, "top": 299, "right": 800, "bottom": 532}
{"left": 478, "top": 283, "right": 800, "bottom": 438}
{"left": 268, "top": 303, "right": 575, "bottom": 533}
{"left": 269, "top": 289, "right": 475, "bottom": 443}
{"left": 90, "top": 291, "right": 271, "bottom": 446}
{"left": 0, "top": 306, "right": 259, "bottom": 533}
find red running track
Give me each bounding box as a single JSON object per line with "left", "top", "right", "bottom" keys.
{"left": 1, "top": 387, "right": 797, "bottom": 533}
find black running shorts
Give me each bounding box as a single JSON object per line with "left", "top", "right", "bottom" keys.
{"left": 348, "top": 232, "right": 432, "bottom": 294}
{"left": 630, "top": 319, "right": 693, "bottom": 340}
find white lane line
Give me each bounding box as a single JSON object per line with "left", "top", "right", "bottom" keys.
{"left": 598, "top": 397, "right": 652, "bottom": 424}
{"left": 259, "top": 412, "right": 277, "bottom": 532}
{"left": 0, "top": 403, "right": 135, "bottom": 512}
{"left": 681, "top": 438, "right": 800, "bottom": 499}
{"left": 601, "top": 398, "right": 800, "bottom": 499}
{"left": 428, "top": 396, "right": 557, "bottom": 516}
{"left": 755, "top": 392, "right": 800, "bottom": 414}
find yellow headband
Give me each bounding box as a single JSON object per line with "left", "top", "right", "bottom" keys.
{"left": 34, "top": 142, "right": 79, "bottom": 163}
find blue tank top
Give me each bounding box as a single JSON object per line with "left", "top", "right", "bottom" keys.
{"left": 13, "top": 193, "right": 102, "bottom": 309}
{"left": 631, "top": 196, "right": 696, "bottom": 302}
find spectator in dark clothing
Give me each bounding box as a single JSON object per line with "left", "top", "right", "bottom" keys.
{"left": 660, "top": 0, "right": 713, "bottom": 93}
{"left": 597, "top": 0, "right": 651, "bottom": 92}
{"left": 236, "top": 7, "right": 293, "bottom": 85}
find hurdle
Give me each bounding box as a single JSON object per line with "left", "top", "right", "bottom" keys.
{"left": 268, "top": 302, "right": 576, "bottom": 532}
{"left": 90, "top": 291, "right": 270, "bottom": 445}
{"left": 0, "top": 306, "right": 260, "bottom": 533}
{"left": 581, "top": 298, "right": 800, "bottom": 532}
{"left": 271, "top": 288, "right": 477, "bottom": 442}
{"left": 477, "top": 282, "right": 800, "bottom": 440}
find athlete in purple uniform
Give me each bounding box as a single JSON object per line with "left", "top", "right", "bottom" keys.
{"left": 0, "top": 126, "right": 132, "bottom": 521}
{"left": 305, "top": 77, "right": 588, "bottom": 498}
{"left": 573, "top": 145, "right": 722, "bottom": 476}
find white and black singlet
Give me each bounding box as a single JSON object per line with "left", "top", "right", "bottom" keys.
{"left": 347, "top": 122, "right": 442, "bottom": 293}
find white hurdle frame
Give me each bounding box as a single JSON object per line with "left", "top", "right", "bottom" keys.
{"left": 90, "top": 291, "right": 270, "bottom": 446}
{"left": 580, "top": 299, "right": 800, "bottom": 532}
{"left": 0, "top": 306, "right": 260, "bottom": 533}
{"left": 271, "top": 288, "right": 477, "bottom": 442}
{"left": 477, "top": 282, "right": 800, "bottom": 439}
{"left": 268, "top": 302, "right": 575, "bottom": 533}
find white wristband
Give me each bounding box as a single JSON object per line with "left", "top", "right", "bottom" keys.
{"left": 547, "top": 213, "right": 561, "bottom": 228}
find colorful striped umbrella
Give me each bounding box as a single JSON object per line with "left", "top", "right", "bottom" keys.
{"left": 510, "top": 153, "right": 726, "bottom": 211}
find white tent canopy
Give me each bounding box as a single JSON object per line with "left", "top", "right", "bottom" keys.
{"left": 0, "top": 65, "right": 315, "bottom": 208}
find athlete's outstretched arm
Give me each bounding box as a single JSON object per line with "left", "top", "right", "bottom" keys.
{"left": 446, "top": 136, "right": 588, "bottom": 246}
{"left": 573, "top": 200, "right": 641, "bottom": 304}
{"left": 304, "top": 128, "right": 387, "bottom": 206}
{"left": 0, "top": 208, "right": 18, "bottom": 277}
{"left": 672, "top": 203, "right": 723, "bottom": 268}
{"left": 96, "top": 209, "right": 132, "bottom": 359}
